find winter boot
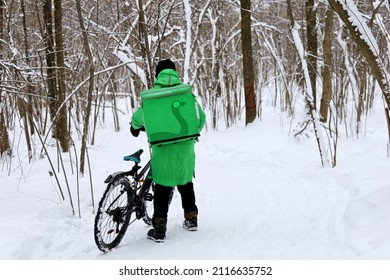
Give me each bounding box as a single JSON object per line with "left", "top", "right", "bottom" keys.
{"left": 147, "top": 217, "right": 167, "bottom": 243}
{"left": 183, "top": 210, "right": 198, "bottom": 231}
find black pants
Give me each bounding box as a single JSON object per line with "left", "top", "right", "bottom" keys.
{"left": 153, "top": 181, "right": 198, "bottom": 218}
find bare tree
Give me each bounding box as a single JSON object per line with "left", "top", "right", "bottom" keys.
{"left": 287, "top": 0, "right": 330, "bottom": 167}
{"left": 20, "top": 0, "right": 35, "bottom": 137}
{"left": 306, "top": 0, "right": 318, "bottom": 108}
{"left": 42, "top": 0, "right": 58, "bottom": 133}
{"left": 0, "top": 0, "right": 3, "bottom": 54}
{"left": 0, "top": 0, "right": 10, "bottom": 156}
{"left": 240, "top": 0, "right": 257, "bottom": 125}
{"left": 137, "top": 0, "right": 153, "bottom": 89}
{"left": 76, "top": 0, "right": 95, "bottom": 175}
{"left": 319, "top": 6, "right": 334, "bottom": 122}
{"left": 0, "top": 110, "right": 10, "bottom": 156}
{"left": 54, "top": 0, "right": 69, "bottom": 152}
{"left": 328, "top": 0, "right": 390, "bottom": 152}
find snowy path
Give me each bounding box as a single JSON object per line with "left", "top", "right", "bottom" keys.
{"left": 1, "top": 108, "right": 389, "bottom": 260}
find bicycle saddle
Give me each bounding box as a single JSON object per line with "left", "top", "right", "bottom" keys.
{"left": 123, "top": 149, "right": 143, "bottom": 163}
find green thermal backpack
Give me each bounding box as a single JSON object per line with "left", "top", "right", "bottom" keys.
{"left": 141, "top": 84, "right": 201, "bottom": 146}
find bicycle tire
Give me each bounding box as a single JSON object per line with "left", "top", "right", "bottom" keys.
{"left": 94, "top": 177, "right": 134, "bottom": 253}
{"left": 141, "top": 181, "right": 154, "bottom": 225}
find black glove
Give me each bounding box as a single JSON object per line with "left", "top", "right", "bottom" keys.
{"left": 130, "top": 125, "right": 145, "bottom": 137}
{"left": 130, "top": 126, "right": 140, "bottom": 137}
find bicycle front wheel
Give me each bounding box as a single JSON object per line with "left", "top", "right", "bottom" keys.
{"left": 94, "top": 177, "right": 134, "bottom": 253}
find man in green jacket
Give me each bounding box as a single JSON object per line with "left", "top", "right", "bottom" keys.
{"left": 131, "top": 59, "right": 206, "bottom": 242}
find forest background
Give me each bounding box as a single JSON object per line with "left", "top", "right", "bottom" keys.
{"left": 0, "top": 0, "right": 390, "bottom": 215}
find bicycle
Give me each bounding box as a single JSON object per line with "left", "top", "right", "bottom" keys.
{"left": 94, "top": 149, "right": 154, "bottom": 253}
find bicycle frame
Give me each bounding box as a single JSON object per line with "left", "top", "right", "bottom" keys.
{"left": 102, "top": 157, "right": 152, "bottom": 214}
{"left": 104, "top": 160, "right": 150, "bottom": 186}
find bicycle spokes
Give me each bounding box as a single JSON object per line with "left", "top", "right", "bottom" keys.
{"left": 107, "top": 207, "right": 127, "bottom": 233}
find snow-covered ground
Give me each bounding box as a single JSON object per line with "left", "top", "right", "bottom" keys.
{"left": 0, "top": 100, "right": 389, "bottom": 261}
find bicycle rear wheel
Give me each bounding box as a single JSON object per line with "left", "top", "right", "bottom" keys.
{"left": 141, "top": 180, "right": 154, "bottom": 225}
{"left": 94, "top": 177, "right": 134, "bottom": 252}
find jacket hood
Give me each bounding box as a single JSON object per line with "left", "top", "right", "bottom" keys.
{"left": 154, "top": 69, "right": 181, "bottom": 88}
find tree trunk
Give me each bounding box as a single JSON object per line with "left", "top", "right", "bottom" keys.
{"left": 306, "top": 0, "right": 318, "bottom": 109}
{"left": 356, "top": 62, "right": 367, "bottom": 137}
{"left": 240, "top": 0, "right": 257, "bottom": 125}
{"left": 0, "top": 111, "right": 10, "bottom": 156}
{"left": 42, "top": 0, "right": 58, "bottom": 134}
{"left": 319, "top": 6, "right": 333, "bottom": 122}
{"left": 0, "top": 0, "right": 10, "bottom": 156}
{"left": 20, "top": 0, "right": 35, "bottom": 136}
{"left": 137, "top": 0, "right": 152, "bottom": 89}
{"left": 54, "top": 0, "right": 69, "bottom": 152}
{"left": 76, "top": 0, "right": 95, "bottom": 174}
{"left": 0, "top": 0, "right": 3, "bottom": 57}
{"left": 18, "top": 98, "right": 32, "bottom": 160}
{"left": 182, "top": 0, "right": 192, "bottom": 84}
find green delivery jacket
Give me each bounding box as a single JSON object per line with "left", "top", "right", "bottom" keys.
{"left": 131, "top": 69, "right": 206, "bottom": 187}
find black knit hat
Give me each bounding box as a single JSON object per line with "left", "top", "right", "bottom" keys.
{"left": 155, "top": 59, "right": 176, "bottom": 78}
